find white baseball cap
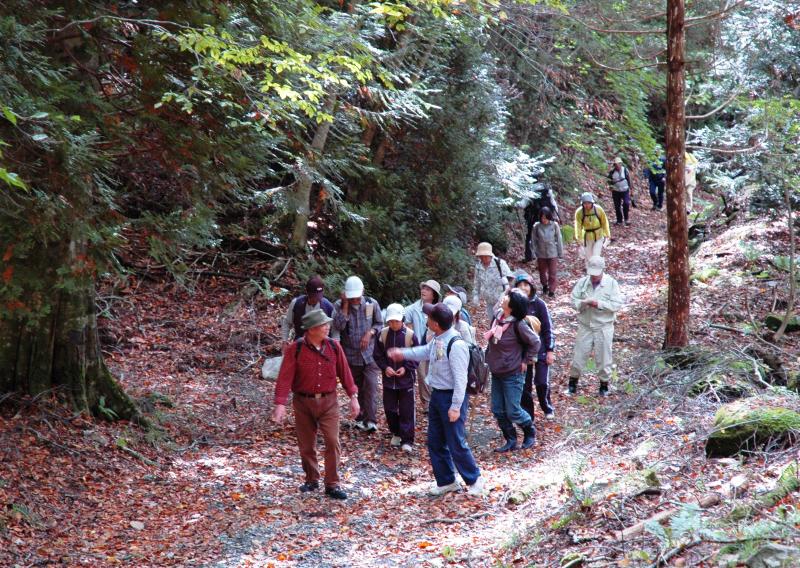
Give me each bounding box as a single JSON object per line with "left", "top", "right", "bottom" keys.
{"left": 344, "top": 275, "right": 364, "bottom": 299}
{"left": 442, "top": 295, "right": 462, "bottom": 315}
{"left": 587, "top": 256, "right": 606, "bottom": 276}
{"left": 385, "top": 303, "right": 405, "bottom": 322}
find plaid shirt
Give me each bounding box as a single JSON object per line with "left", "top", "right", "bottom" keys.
{"left": 332, "top": 297, "right": 383, "bottom": 366}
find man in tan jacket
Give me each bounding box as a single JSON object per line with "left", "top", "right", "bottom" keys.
{"left": 566, "top": 256, "right": 624, "bottom": 397}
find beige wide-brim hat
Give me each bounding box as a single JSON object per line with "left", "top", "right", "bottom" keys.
{"left": 613, "top": 157, "right": 623, "bottom": 164}
{"left": 419, "top": 279, "right": 441, "bottom": 296}
{"left": 475, "top": 242, "right": 493, "bottom": 256}
{"left": 301, "top": 308, "right": 334, "bottom": 330}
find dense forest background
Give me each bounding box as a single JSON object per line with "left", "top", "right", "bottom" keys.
{"left": 2, "top": 0, "right": 799, "bottom": 417}
{"left": 3, "top": 2, "right": 800, "bottom": 566}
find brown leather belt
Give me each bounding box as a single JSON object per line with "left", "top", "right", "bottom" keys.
{"left": 295, "top": 391, "right": 334, "bottom": 399}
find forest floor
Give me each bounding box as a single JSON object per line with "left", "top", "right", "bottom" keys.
{"left": 2, "top": 190, "right": 800, "bottom": 567}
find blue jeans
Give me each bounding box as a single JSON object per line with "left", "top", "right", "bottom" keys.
{"left": 491, "top": 372, "right": 532, "bottom": 431}
{"left": 427, "top": 389, "right": 481, "bottom": 487}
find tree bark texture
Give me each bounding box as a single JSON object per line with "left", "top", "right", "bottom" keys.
{"left": 664, "top": 0, "right": 690, "bottom": 348}
{"left": 290, "top": 94, "right": 337, "bottom": 251}
{"left": 0, "top": 239, "right": 140, "bottom": 421}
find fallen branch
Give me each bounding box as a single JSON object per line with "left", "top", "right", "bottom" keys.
{"left": 649, "top": 537, "right": 701, "bottom": 568}
{"left": 25, "top": 426, "right": 79, "bottom": 456}
{"left": 615, "top": 493, "right": 721, "bottom": 540}
{"left": 422, "top": 512, "right": 491, "bottom": 524}
{"left": 119, "top": 445, "right": 161, "bottom": 468}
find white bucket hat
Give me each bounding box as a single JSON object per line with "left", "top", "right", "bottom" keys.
{"left": 580, "top": 192, "right": 595, "bottom": 204}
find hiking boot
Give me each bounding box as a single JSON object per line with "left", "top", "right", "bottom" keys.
{"left": 325, "top": 486, "right": 348, "bottom": 500}
{"left": 599, "top": 381, "right": 610, "bottom": 397}
{"left": 365, "top": 421, "right": 378, "bottom": 433}
{"left": 547, "top": 290, "right": 555, "bottom": 298}
{"left": 299, "top": 481, "right": 319, "bottom": 493}
{"left": 390, "top": 435, "right": 402, "bottom": 447}
{"left": 565, "top": 377, "right": 578, "bottom": 395}
{"left": 520, "top": 423, "right": 536, "bottom": 450}
{"left": 494, "top": 426, "right": 518, "bottom": 453}
{"left": 624, "top": 220, "right": 631, "bottom": 226}
{"left": 429, "top": 481, "right": 461, "bottom": 496}
{"left": 466, "top": 476, "right": 486, "bottom": 496}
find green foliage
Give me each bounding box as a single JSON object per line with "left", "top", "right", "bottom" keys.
{"left": 97, "top": 396, "right": 119, "bottom": 421}
{"left": 251, "top": 277, "right": 289, "bottom": 301}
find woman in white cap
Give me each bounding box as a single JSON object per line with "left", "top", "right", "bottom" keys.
{"left": 471, "top": 242, "right": 513, "bottom": 320}
{"left": 573, "top": 193, "right": 610, "bottom": 268}
{"left": 404, "top": 279, "right": 441, "bottom": 407}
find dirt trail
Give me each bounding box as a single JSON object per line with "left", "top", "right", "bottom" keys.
{"left": 0, "top": 198, "right": 680, "bottom": 568}
{"left": 201, "top": 203, "right": 673, "bottom": 567}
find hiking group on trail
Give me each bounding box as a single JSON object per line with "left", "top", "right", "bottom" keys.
{"left": 270, "top": 154, "right": 698, "bottom": 500}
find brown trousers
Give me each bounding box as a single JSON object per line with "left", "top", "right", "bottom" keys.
{"left": 536, "top": 257, "right": 559, "bottom": 293}
{"left": 292, "top": 394, "right": 341, "bottom": 488}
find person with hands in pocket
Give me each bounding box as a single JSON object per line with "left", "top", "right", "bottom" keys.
{"left": 271, "top": 309, "right": 359, "bottom": 500}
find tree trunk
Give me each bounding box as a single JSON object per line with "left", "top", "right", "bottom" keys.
{"left": 0, "top": 239, "right": 140, "bottom": 421}
{"left": 290, "top": 94, "right": 337, "bottom": 251}
{"left": 774, "top": 181, "right": 796, "bottom": 342}
{"left": 664, "top": 0, "right": 690, "bottom": 349}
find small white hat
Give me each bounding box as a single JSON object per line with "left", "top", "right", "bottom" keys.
{"left": 587, "top": 256, "right": 606, "bottom": 276}
{"left": 385, "top": 303, "right": 405, "bottom": 322}
{"left": 614, "top": 157, "right": 623, "bottom": 164}
{"left": 580, "top": 192, "right": 595, "bottom": 203}
{"left": 442, "top": 295, "right": 462, "bottom": 316}
{"left": 475, "top": 242, "right": 493, "bottom": 256}
{"left": 344, "top": 275, "right": 364, "bottom": 299}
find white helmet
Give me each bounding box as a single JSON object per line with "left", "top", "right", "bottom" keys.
{"left": 344, "top": 276, "right": 364, "bottom": 299}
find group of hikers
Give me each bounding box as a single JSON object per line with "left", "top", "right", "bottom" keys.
{"left": 270, "top": 153, "right": 699, "bottom": 500}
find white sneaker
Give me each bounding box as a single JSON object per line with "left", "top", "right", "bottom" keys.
{"left": 466, "top": 476, "right": 486, "bottom": 496}
{"left": 354, "top": 420, "right": 367, "bottom": 431}
{"left": 390, "top": 435, "right": 402, "bottom": 447}
{"left": 365, "top": 421, "right": 378, "bottom": 433}
{"left": 429, "top": 481, "right": 461, "bottom": 496}
{"left": 401, "top": 443, "right": 413, "bottom": 453}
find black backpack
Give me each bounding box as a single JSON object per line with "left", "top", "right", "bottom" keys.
{"left": 446, "top": 337, "right": 490, "bottom": 395}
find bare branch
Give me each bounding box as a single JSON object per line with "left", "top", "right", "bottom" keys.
{"left": 686, "top": 90, "right": 741, "bottom": 120}
{"left": 50, "top": 15, "right": 194, "bottom": 34}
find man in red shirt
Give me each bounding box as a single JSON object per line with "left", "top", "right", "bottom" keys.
{"left": 272, "top": 309, "right": 360, "bottom": 499}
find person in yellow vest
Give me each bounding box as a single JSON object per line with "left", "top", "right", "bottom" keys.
{"left": 685, "top": 151, "right": 699, "bottom": 213}
{"left": 573, "top": 192, "right": 611, "bottom": 268}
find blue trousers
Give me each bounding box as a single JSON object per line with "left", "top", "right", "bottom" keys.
{"left": 649, "top": 180, "right": 665, "bottom": 209}
{"left": 491, "top": 372, "right": 532, "bottom": 431}
{"left": 427, "top": 389, "right": 480, "bottom": 487}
